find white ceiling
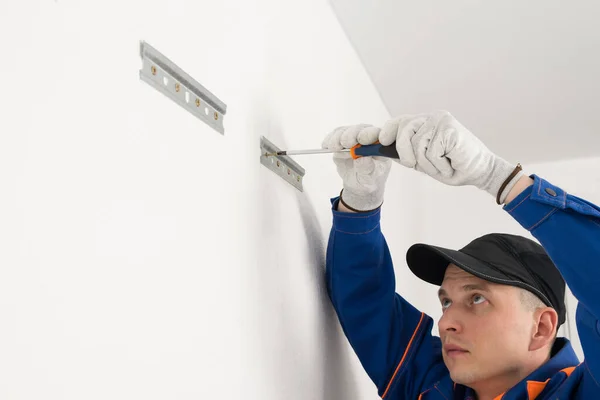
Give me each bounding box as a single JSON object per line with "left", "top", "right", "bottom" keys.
{"left": 329, "top": 0, "right": 600, "bottom": 163}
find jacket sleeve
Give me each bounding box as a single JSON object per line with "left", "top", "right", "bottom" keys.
{"left": 505, "top": 174, "right": 600, "bottom": 386}
{"left": 325, "top": 197, "right": 447, "bottom": 398}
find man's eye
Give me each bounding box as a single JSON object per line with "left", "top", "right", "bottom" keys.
{"left": 472, "top": 294, "right": 487, "bottom": 305}
{"left": 441, "top": 299, "right": 452, "bottom": 309}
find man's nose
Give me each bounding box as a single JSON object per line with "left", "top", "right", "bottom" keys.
{"left": 438, "top": 307, "right": 463, "bottom": 334}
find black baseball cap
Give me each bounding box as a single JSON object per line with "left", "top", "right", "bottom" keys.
{"left": 406, "top": 233, "right": 566, "bottom": 326}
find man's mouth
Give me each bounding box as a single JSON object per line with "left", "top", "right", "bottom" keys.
{"left": 444, "top": 344, "right": 469, "bottom": 357}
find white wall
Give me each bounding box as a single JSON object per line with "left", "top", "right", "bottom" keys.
{"left": 328, "top": 0, "right": 600, "bottom": 163}
{"left": 2, "top": 1, "right": 595, "bottom": 400}
{"left": 0, "top": 0, "right": 404, "bottom": 399}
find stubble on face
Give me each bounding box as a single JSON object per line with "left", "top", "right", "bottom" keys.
{"left": 438, "top": 265, "right": 532, "bottom": 387}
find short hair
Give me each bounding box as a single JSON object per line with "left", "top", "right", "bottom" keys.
{"left": 519, "top": 288, "right": 558, "bottom": 354}
{"left": 519, "top": 288, "right": 547, "bottom": 312}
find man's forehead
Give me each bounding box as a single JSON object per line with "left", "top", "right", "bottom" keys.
{"left": 443, "top": 264, "right": 478, "bottom": 280}
{"left": 440, "top": 264, "right": 490, "bottom": 288}
{"left": 438, "top": 266, "right": 495, "bottom": 298}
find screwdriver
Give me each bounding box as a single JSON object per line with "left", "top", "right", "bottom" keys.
{"left": 264, "top": 142, "right": 399, "bottom": 160}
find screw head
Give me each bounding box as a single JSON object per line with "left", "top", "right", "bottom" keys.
{"left": 175, "top": 83, "right": 180, "bottom": 92}
{"left": 195, "top": 98, "right": 200, "bottom": 107}
{"left": 151, "top": 66, "right": 157, "bottom": 75}
{"left": 214, "top": 112, "right": 219, "bottom": 120}
{"left": 276, "top": 161, "right": 280, "bottom": 167}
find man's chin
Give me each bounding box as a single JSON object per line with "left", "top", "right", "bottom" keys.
{"left": 448, "top": 368, "right": 480, "bottom": 386}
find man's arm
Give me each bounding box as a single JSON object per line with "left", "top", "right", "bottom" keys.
{"left": 368, "top": 109, "right": 600, "bottom": 383}
{"left": 326, "top": 198, "right": 447, "bottom": 398}
{"left": 504, "top": 174, "right": 600, "bottom": 385}
{"left": 504, "top": 175, "right": 534, "bottom": 204}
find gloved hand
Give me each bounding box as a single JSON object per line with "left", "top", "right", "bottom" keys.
{"left": 322, "top": 124, "right": 392, "bottom": 211}
{"left": 378, "top": 110, "right": 524, "bottom": 204}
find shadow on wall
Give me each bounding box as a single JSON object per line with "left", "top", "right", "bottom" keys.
{"left": 252, "top": 174, "right": 364, "bottom": 398}
{"left": 250, "top": 102, "right": 366, "bottom": 398}
{"left": 294, "top": 190, "right": 363, "bottom": 400}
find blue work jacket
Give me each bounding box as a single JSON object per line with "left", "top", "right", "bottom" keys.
{"left": 325, "top": 175, "right": 600, "bottom": 399}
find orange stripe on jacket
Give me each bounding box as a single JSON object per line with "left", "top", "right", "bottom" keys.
{"left": 492, "top": 365, "right": 578, "bottom": 400}
{"left": 382, "top": 312, "right": 425, "bottom": 399}
{"left": 526, "top": 379, "right": 550, "bottom": 399}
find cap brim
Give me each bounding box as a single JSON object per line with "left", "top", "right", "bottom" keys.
{"left": 406, "top": 243, "right": 510, "bottom": 287}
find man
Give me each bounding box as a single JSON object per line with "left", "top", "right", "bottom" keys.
{"left": 322, "top": 110, "right": 600, "bottom": 399}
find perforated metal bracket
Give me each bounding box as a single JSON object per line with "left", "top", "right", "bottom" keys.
{"left": 260, "top": 136, "right": 305, "bottom": 192}
{"left": 139, "top": 40, "right": 227, "bottom": 134}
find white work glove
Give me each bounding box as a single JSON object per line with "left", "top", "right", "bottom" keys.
{"left": 322, "top": 124, "right": 392, "bottom": 211}
{"left": 378, "top": 110, "right": 524, "bottom": 204}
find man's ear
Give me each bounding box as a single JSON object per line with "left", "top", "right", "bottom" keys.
{"left": 529, "top": 307, "right": 558, "bottom": 352}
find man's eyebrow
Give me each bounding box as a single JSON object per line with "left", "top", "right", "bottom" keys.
{"left": 437, "top": 283, "right": 491, "bottom": 298}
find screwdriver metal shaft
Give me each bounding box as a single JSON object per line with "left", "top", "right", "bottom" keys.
{"left": 264, "top": 148, "right": 350, "bottom": 157}
{"left": 264, "top": 142, "right": 399, "bottom": 160}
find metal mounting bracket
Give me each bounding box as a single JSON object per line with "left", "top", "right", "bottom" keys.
{"left": 260, "top": 136, "right": 305, "bottom": 192}
{"left": 139, "top": 40, "right": 227, "bottom": 135}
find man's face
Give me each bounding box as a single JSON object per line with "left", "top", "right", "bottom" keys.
{"left": 437, "top": 264, "right": 535, "bottom": 386}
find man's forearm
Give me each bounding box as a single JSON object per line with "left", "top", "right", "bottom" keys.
{"left": 337, "top": 200, "right": 357, "bottom": 213}
{"left": 504, "top": 175, "right": 535, "bottom": 205}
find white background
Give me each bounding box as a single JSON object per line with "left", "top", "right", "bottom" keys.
{"left": 1, "top": 1, "right": 597, "bottom": 399}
